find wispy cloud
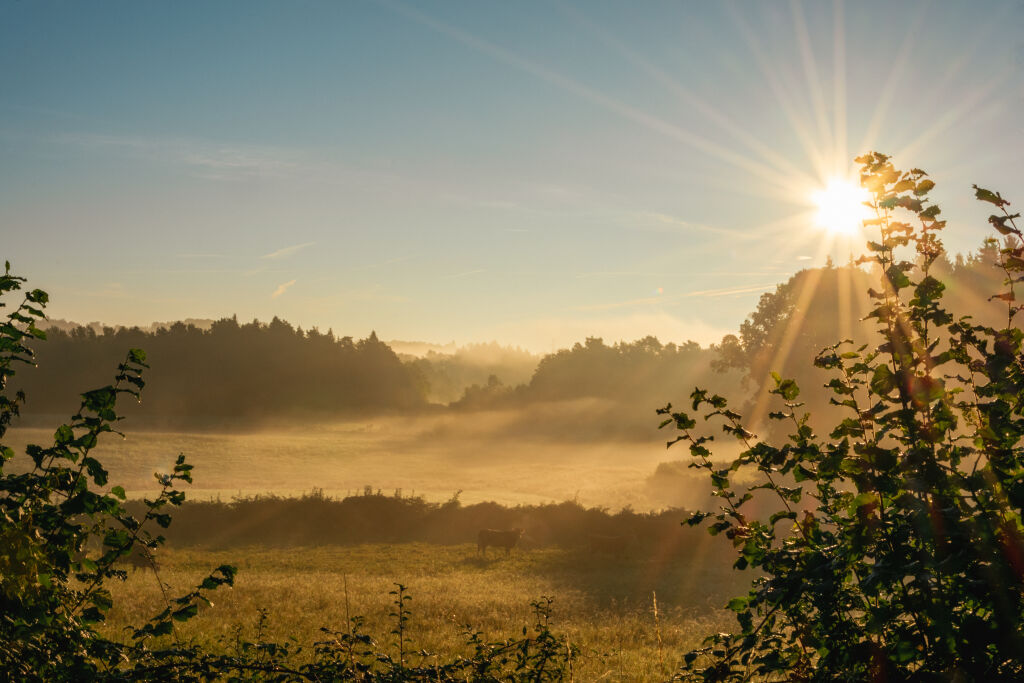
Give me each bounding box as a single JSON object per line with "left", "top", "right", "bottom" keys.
{"left": 46, "top": 130, "right": 414, "bottom": 190}
{"left": 61, "top": 132, "right": 300, "bottom": 180}
{"left": 442, "top": 268, "right": 485, "bottom": 280}
{"left": 351, "top": 255, "right": 414, "bottom": 272}
{"left": 271, "top": 279, "right": 297, "bottom": 299}
{"left": 261, "top": 242, "right": 315, "bottom": 260}
{"left": 685, "top": 283, "right": 777, "bottom": 298}
{"left": 636, "top": 212, "right": 738, "bottom": 236}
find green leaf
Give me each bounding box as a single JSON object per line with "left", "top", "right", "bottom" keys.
{"left": 907, "top": 375, "right": 944, "bottom": 406}
{"left": 870, "top": 365, "right": 896, "bottom": 396}
{"left": 90, "top": 589, "right": 114, "bottom": 611}
{"left": 973, "top": 184, "right": 1009, "bottom": 207}
{"left": 172, "top": 604, "right": 199, "bottom": 622}
{"left": 727, "top": 596, "right": 749, "bottom": 612}
{"left": 769, "top": 511, "right": 797, "bottom": 525}
{"left": 685, "top": 511, "right": 712, "bottom": 526}
{"left": 914, "top": 179, "right": 935, "bottom": 196}
{"left": 772, "top": 376, "right": 800, "bottom": 401}
{"left": 54, "top": 424, "right": 74, "bottom": 445}
{"left": 885, "top": 265, "right": 911, "bottom": 290}
{"left": 990, "top": 214, "right": 1018, "bottom": 236}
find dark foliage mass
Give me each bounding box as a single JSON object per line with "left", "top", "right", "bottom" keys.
{"left": 665, "top": 154, "right": 1024, "bottom": 680}
{"left": 14, "top": 317, "right": 427, "bottom": 423}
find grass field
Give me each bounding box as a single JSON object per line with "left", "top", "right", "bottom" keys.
{"left": 103, "top": 543, "right": 749, "bottom": 681}
{"left": 9, "top": 410, "right": 752, "bottom": 679}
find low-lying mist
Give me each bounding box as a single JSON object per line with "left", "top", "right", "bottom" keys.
{"left": 5, "top": 403, "right": 741, "bottom": 512}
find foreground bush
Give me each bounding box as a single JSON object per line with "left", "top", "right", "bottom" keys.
{"left": 664, "top": 154, "right": 1024, "bottom": 680}
{"left": 0, "top": 263, "right": 575, "bottom": 680}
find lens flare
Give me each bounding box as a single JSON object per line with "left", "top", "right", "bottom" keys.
{"left": 811, "top": 178, "right": 871, "bottom": 234}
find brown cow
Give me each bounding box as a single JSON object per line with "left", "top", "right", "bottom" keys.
{"left": 589, "top": 534, "right": 629, "bottom": 558}
{"left": 121, "top": 546, "right": 159, "bottom": 571}
{"left": 477, "top": 528, "right": 525, "bottom": 556}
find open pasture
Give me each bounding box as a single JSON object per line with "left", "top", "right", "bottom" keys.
{"left": 10, "top": 409, "right": 753, "bottom": 678}
{"left": 104, "top": 542, "right": 747, "bottom": 681}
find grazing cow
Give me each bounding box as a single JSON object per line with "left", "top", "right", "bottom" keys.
{"left": 589, "top": 534, "right": 629, "bottom": 558}
{"left": 477, "top": 528, "right": 525, "bottom": 556}
{"left": 121, "top": 546, "right": 158, "bottom": 571}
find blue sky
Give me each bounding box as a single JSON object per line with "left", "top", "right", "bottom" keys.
{"left": 2, "top": 1, "right": 1022, "bottom": 350}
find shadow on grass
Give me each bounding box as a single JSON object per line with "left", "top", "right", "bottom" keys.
{"left": 515, "top": 533, "right": 747, "bottom": 613}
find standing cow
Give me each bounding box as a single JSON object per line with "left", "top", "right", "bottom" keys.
{"left": 477, "top": 528, "right": 525, "bottom": 556}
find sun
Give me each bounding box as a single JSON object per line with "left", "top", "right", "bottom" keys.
{"left": 811, "top": 178, "right": 872, "bottom": 234}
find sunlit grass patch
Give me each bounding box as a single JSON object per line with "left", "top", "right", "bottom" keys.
{"left": 103, "top": 543, "right": 745, "bottom": 680}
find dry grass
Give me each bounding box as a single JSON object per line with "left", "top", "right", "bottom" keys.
{"left": 104, "top": 543, "right": 749, "bottom": 681}
{"left": 9, "top": 412, "right": 750, "bottom": 678}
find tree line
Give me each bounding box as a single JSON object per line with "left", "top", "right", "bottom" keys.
{"left": 14, "top": 317, "right": 426, "bottom": 422}
{"left": 14, "top": 317, "right": 739, "bottom": 429}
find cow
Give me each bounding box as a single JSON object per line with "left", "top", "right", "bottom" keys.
{"left": 477, "top": 528, "right": 525, "bottom": 556}
{"left": 588, "top": 534, "right": 629, "bottom": 559}
{"left": 121, "top": 545, "right": 159, "bottom": 571}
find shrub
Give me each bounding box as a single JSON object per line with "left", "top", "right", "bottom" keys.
{"left": 0, "top": 261, "right": 237, "bottom": 679}
{"left": 661, "top": 153, "right": 1024, "bottom": 680}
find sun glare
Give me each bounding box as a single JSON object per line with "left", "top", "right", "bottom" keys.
{"left": 811, "top": 178, "right": 871, "bottom": 234}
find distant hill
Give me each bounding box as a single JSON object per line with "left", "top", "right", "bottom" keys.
{"left": 447, "top": 335, "right": 742, "bottom": 440}
{"left": 399, "top": 341, "right": 540, "bottom": 404}
{"left": 386, "top": 340, "right": 458, "bottom": 357}
{"left": 42, "top": 317, "right": 216, "bottom": 334}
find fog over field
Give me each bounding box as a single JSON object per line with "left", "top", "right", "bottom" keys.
{"left": 6, "top": 411, "right": 742, "bottom": 511}
{"left": 7, "top": 252, "right": 1012, "bottom": 514}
